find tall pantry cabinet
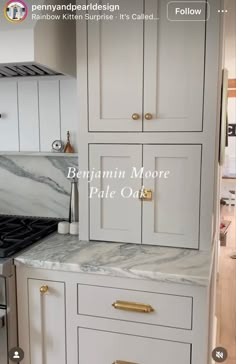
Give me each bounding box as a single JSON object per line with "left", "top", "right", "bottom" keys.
{"left": 78, "top": 0, "right": 224, "bottom": 251}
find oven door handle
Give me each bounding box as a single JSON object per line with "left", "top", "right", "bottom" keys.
{"left": 0, "top": 312, "right": 5, "bottom": 329}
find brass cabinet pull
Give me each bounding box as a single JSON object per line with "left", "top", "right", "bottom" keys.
{"left": 40, "top": 285, "right": 48, "bottom": 363}
{"left": 40, "top": 285, "right": 48, "bottom": 294}
{"left": 113, "top": 361, "right": 140, "bottom": 364}
{"left": 139, "top": 188, "right": 153, "bottom": 201}
{"left": 145, "top": 113, "right": 153, "bottom": 120}
{"left": 112, "top": 300, "right": 154, "bottom": 313}
{"left": 132, "top": 113, "right": 140, "bottom": 120}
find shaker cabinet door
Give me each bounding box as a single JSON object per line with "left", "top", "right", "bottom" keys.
{"left": 87, "top": 0, "right": 144, "bottom": 132}
{"left": 143, "top": 0, "right": 206, "bottom": 132}
{"left": 142, "top": 145, "right": 201, "bottom": 248}
{"left": 27, "top": 279, "right": 66, "bottom": 364}
{"left": 89, "top": 144, "right": 142, "bottom": 243}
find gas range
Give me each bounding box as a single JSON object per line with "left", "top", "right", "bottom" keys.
{"left": 0, "top": 214, "right": 58, "bottom": 261}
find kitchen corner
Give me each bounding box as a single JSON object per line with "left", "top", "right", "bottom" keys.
{"left": 0, "top": 1, "right": 228, "bottom": 364}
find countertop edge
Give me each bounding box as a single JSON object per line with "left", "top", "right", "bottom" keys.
{"left": 14, "top": 257, "right": 211, "bottom": 287}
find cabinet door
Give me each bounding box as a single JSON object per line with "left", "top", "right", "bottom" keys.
{"left": 88, "top": 0, "right": 144, "bottom": 132}
{"left": 28, "top": 279, "right": 66, "bottom": 364}
{"left": 144, "top": 0, "right": 206, "bottom": 131}
{"left": 89, "top": 144, "right": 142, "bottom": 243}
{"left": 142, "top": 145, "right": 201, "bottom": 248}
{"left": 78, "top": 328, "right": 191, "bottom": 364}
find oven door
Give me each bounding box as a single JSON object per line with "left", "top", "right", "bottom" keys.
{"left": 0, "top": 277, "right": 6, "bottom": 306}
{"left": 0, "top": 307, "right": 8, "bottom": 364}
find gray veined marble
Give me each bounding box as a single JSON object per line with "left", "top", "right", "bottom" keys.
{"left": 0, "top": 156, "right": 78, "bottom": 218}
{"left": 15, "top": 234, "right": 214, "bottom": 286}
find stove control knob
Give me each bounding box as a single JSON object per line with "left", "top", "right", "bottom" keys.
{"left": 40, "top": 285, "right": 48, "bottom": 294}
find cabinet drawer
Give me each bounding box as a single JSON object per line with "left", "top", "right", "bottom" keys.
{"left": 78, "top": 328, "right": 191, "bottom": 364}
{"left": 78, "top": 285, "right": 192, "bottom": 330}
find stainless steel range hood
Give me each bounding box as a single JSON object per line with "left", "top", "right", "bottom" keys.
{"left": 0, "top": 0, "right": 76, "bottom": 78}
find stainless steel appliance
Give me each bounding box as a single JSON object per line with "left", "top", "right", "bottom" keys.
{"left": 0, "top": 260, "right": 17, "bottom": 364}
{"left": 0, "top": 215, "right": 58, "bottom": 364}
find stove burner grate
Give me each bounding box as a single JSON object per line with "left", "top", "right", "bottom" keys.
{"left": 0, "top": 215, "right": 59, "bottom": 258}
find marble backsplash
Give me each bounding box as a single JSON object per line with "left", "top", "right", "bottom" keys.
{"left": 0, "top": 155, "right": 78, "bottom": 218}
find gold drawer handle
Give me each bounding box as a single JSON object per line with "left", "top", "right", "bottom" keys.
{"left": 132, "top": 113, "right": 140, "bottom": 120}
{"left": 145, "top": 113, "right": 153, "bottom": 120}
{"left": 40, "top": 285, "right": 48, "bottom": 294}
{"left": 112, "top": 300, "right": 154, "bottom": 313}
{"left": 139, "top": 188, "right": 153, "bottom": 201}
{"left": 113, "top": 361, "right": 140, "bottom": 364}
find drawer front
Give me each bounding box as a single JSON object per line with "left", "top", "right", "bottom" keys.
{"left": 78, "top": 328, "right": 191, "bottom": 364}
{"left": 78, "top": 285, "right": 192, "bottom": 330}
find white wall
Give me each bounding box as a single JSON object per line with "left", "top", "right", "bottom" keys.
{"left": 224, "top": 0, "right": 236, "bottom": 78}
{"left": 0, "top": 78, "right": 78, "bottom": 153}
{"left": 224, "top": 0, "right": 236, "bottom": 175}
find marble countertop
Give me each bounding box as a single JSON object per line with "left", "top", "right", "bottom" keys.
{"left": 15, "top": 234, "right": 214, "bottom": 286}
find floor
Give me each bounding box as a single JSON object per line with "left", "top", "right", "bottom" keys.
{"left": 217, "top": 205, "right": 236, "bottom": 364}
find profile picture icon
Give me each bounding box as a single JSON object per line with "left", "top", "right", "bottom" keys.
{"left": 4, "top": 1, "right": 28, "bottom": 23}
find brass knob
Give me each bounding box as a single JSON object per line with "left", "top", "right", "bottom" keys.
{"left": 145, "top": 113, "right": 153, "bottom": 120}
{"left": 40, "top": 285, "right": 48, "bottom": 294}
{"left": 132, "top": 113, "right": 140, "bottom": 120}
{"left": 139, "top": 188, "right": 153, "bottom": 201}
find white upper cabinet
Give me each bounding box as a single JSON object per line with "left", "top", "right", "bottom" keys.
{"left": 143, "top": 0, "right": 206, "bottom": 131}
{"left": 88, "top": 0, "right": 144, "bottom": 132}
{"left": 89, "top": 144, "right": 201, "bottom": 248}
{"left": 87, "top": 0, "right": 206, "bottom": 132}
{"left": 142, "top": 145, "right": 201, "bottom": 248}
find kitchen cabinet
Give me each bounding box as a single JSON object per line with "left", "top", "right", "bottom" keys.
{"left": 78, "top": 0, "right": 223, "bottom": 250}
{"left": 89, "top": 144, "right": 201, "bottom": 248}
{"left": 142, "top": 145, "right": 201, "bottom": 248}
{"left": 88, "top": 0, "right": 143, "bottom": 132}
{"left": 87, "top": 0, "right": 206, "bottom": 132}
{"left": 16, "top": 264, "right": 214, "bottom": 364}
{"left": 143, "top": 0, "right": 205, "bottom": 132}
{"left": 89, "top": 144, "right": 142, "bottom": 243}
{"left": 78, "top": 284, "right": 193, "bottom": 329}
{"left": 79, "top": 328, "right": 191, "bottom": 364}
{"left": 27, "top": 279, "right": 66, "bottom": 364}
